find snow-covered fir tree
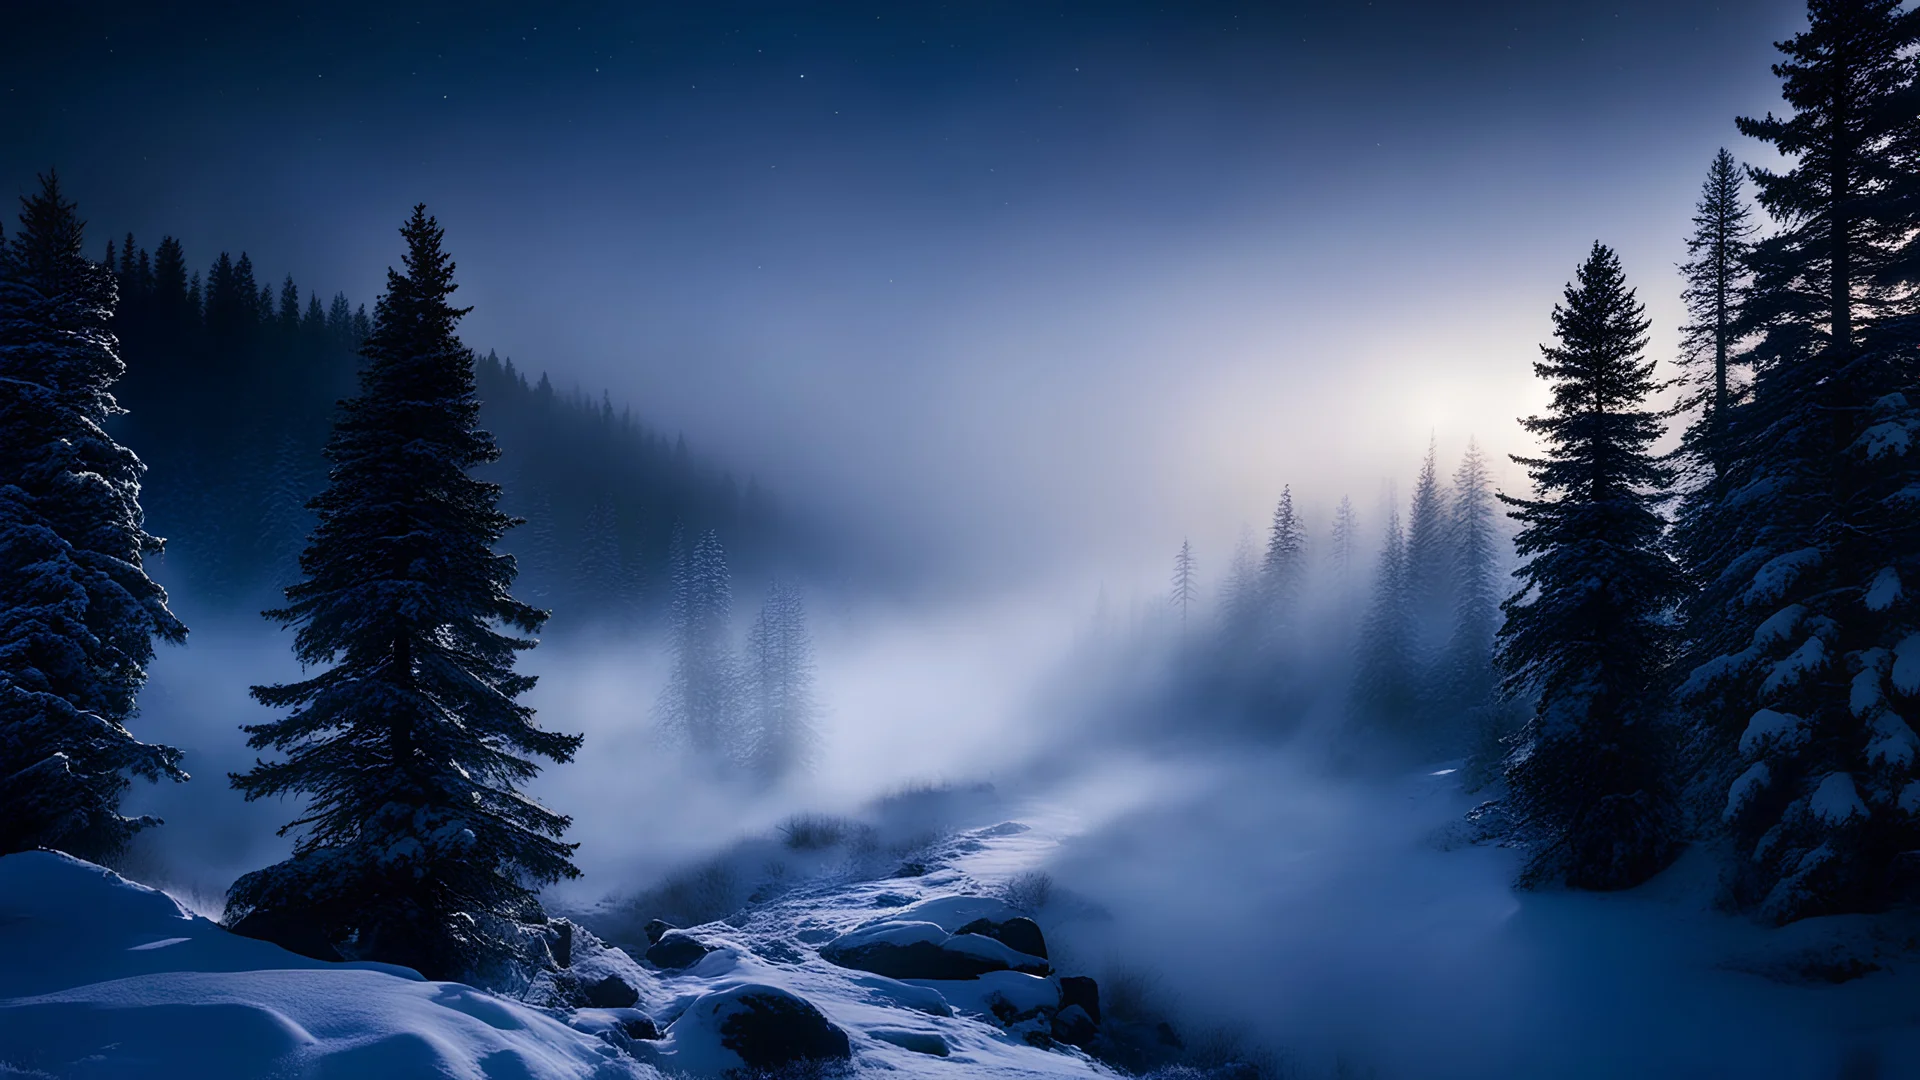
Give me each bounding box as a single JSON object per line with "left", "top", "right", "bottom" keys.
{"left": 658, "top": 526, "right": 741, "bottom": 760}
{"left": 1440, "top": 439, "right": 1501, "bottom": 720}
{"left": 226, "top": 207, "right": 581, "bottom": 981}
{"left": 1498, "top": 242, "right": 1683, "bottom": 891}
{"left": 742, "top": 582, "right": 818, "bottom": 781}
{"left": 0, "top": 173, "right": 188, "bottom": 861}
{"left": 1677, "top": 0, "right": 1920, "bottom": 922}
{"left": 1171, "top": 539, "right": 1199, "bottom": 631}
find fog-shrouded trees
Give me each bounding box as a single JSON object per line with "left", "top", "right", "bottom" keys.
{"left": 658, "top": 526, "right": 741, "bottom": 760}
{"left": 1441, "top": 439, "right": 1501, "bottom": 719}
{"left": 1351, "top": 509, "right": 1417, "bottom": 741}
{"left": 1678, "top": 0, "right": 1920, "bottom": 923}
{"left": 1171, "top": 539, "right": 1199, "bottom": 631}
{"left": 0, "top": 173, "right": 188, "bottom": 861}
{"left": 1261, "top": 487, "right": 1308, "bottom": 643}
{"left": 226, "top": 207, "right": 581, "bottom": 982}
{"left": 742, "top": 582, "right": 818, "bottom": 781}
{"left": 1498, "top": 243, "right": 1684, "bottom": 891}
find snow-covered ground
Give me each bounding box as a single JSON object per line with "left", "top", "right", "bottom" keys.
{"left": 0, "top": 811, "right": 1119, "bottom": 1080}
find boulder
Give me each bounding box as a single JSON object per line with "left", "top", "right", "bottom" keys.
{"left": 673, "top": 984, "right": 851, "bottom": 1071}
{"left": 820, "top": 920, "right": 1048, "bottom": 980}
{"left": 642, "top": 918, "right": 678, "bottom": 945}
{"left": 645, "top": 930, "right": 712, "bottom": 970}
{"left": 581, "top": 974, "right": 640, "bottom": 1009}
{"left": 1052, "top": 1003, "right": 1098, "bottom": 1048}
{"left": 620, "top": 1014, "right": 661, "bottom": 1041}
{"left": 1059, "top": 974, "right": 1100, "bottom": 1024}
{"left": 870, "top": 1028, "right": 951, "bottom": 1057}
{"left": 955, "top": 915, "right": 1048, "bottom": 960}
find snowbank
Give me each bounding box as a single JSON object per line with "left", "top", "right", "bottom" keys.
{"left": 0, "top": 851, "right": 653, "bottom": 1080}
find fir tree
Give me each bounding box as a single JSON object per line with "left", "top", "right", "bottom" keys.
{"left": 1351, "top": 509, "right": 1417, "bottom": 739}
{"left": 658, "top": 526, "right": 740, "bottom": 759}
{"left": 1171, "top": 539, "right": 1199, "bottom": 631}
{"left": 1676, "top": 149, "right": 1756, "bottom": 481}
{"left": 0, "top": 173, "right": 187, "bottom": 860}
{"left": 1679, "top": 0, "right": 1920, "bottom": 922}
{"left": 1261, "top": 488, "right": 1307, "bottom": 637}
{"left": 742, "top": 582, "right": 817, "bottom": 780}
{"left": 1498, "top": 243, "right": 1682, "bottom": 890}
{"left": 1329, "top": 495, "right": 1359, "bottom": 585}
{"left": 226, "top": 207, "right": 580, "bottom": 981}
{"left": 1404, "top": 440, "right": 1452, "bottom": 645}
{"left": 1441, "top": 439, "right": 1502, "bottom": 717}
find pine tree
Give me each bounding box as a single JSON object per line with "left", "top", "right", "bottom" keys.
{"left": 1441, "top": 439, "right": 1502, "bottom": 717}
{"left": 1677, "top": 149, "right": 1756, "bottom": 481}
{"left": 1261, "top": 487, "right": 1307, "bottom": 645}
{"left": 1678, "top": 0, "right": 1920, "bottom": 922}
{"left": 742, "top": 582, "right": 818, "bottom": 780}
{"left": 0, "top": 173, "right": 188, "bottom": 860}
{"left": 226, "top": 207, "right": 580, "bottom": 981}
{"left": 1329, "top": 495, "right": 1359, "bottom": 585}
{"left": 658, "top": 527, "right": 740, "bottom": 760}
{"left": 1498, "top": 243, "right": 1682, "bottom": 890}
{"left": 1171, "top": 539, "right": 1199, "bottom": 631}
{"left": 1351, "top": 510, "right": 1417, "bottom": 739}
{"left": 1220, "top": 528, "right": 1263, "bottom": 639}
{"left": 1404, "top": 440, "right": 1452, "bottom": 645}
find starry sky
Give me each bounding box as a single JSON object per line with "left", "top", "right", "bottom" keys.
{"left": 4, "top": 0, "right": 1810, "bottom": 592}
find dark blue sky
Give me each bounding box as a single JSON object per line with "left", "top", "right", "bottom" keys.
{"left": 4, "top": 0, "right": 1809, "bottom": 587}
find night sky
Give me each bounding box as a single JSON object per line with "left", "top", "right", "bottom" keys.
{"left": 4, "top": 1, "right": 1808, "bottom": 589}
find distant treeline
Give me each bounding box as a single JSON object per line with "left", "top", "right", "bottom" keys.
{"left": 101, "top": 235, "right": 789, "bottom": 625}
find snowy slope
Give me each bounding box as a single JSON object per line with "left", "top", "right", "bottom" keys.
{"left": 0, "top": 815, "right": 1120, "bottom": 1079}
{"left": 0, "top": 852, "right": 653, "bottom": 1079}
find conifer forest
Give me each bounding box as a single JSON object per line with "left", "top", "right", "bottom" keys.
{"left": 7, "top": 3, "right": 1920, "bottom": 1078}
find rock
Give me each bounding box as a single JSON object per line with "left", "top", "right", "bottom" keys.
{"left": 551, "top": 920, "right": 574, "bottom": 968}
{"left": 645, "top": 930, "right": 712, "bottom": 970}
{"left": 956, "top": 915, "right": 1048, "bottom": 960}
{"left": 980, "top": 821, "right": 1032, "bottom": 837}
{"left": 677, "top": 984, "right": 851, "bottom": 1071}
{"left": 620, "top": 1015, "right": 661, "bottom": 1041}
{"left": 642, "top": 918, "right": 678, "bottom": 945}
{"left": 892, "top": 861, "right": 928, "bottom": 878}
{"left": 581, "top": 974, "right": 640, "bottom": 1009}
{"left": 1059, "top": 974, "right": 1100, "bottom": 1024}
{"left": 870, "top": 1028, "right": 951, "bottom": 1056}
{"left": 820, "top": 921, "right": 1048, "bottom": 980}
{"left": 1052, "top": 1004, "right": 1098, "bottom": 1047}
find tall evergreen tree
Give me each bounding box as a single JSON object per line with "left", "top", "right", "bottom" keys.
{"left": 1677, "top": 149, "right": 1756, "bottom": 481}
{"left": 1261, "top": 487, "right": 1307, "bottom": 638}
{"left": 1171, "top": 539, "right": 1199, "bottom": 631}
{"left": 1404, "top": 440, "right": 1452, "bottom": 649}
{"left": 1329, "top": 495, "right": 1359, "bottom": 585}
{"left": 0, "top": 173, "right": 187, "bottom": 860}
{"left": 1441, "top": 440, "right": 1502, "bottom": 718}
{"left": 742, "top": 582, "right": 817, "bottom": 780}
{"left": 1350, "top": 509, "right": 1417, "bottom": 739}
{"left": 1679, "top": 0, "right": 1920, "bottom": 922}
{"left": 226, "top": 207, "right": 580, "bottom": 981}
{"left": 658, "top": 527, "right": 740, "bottom": 759}
{"left": 1498, "top": 243, "right": 1682, "bottom": 890}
